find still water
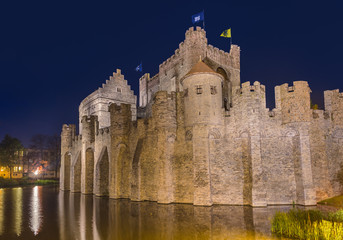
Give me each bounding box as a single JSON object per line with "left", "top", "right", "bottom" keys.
{"left": 0, "top": 186, "right": 295, "bottom": 240}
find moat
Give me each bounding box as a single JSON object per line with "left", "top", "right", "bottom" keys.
{"left": 0, "top": 185, "right": 316, "bottom": 239}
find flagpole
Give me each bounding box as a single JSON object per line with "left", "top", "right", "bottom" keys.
{"left": 230, "top": 28, "right": 232, "bottom": 45}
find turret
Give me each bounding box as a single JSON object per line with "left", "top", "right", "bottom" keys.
{"left": 275, "top": 81, "right": 311, "bottom": 124}
{"left": 181, "top": 60, "right": 223, "bottom": 127}
{"left": 152, "top": 91, "right": 177, "bottom": 129}
{"left": 81, "top": 115, "right": 97, "bottom": 144}
{"left": 182, "top": 27, "right": 208, "bottom": 71}
{"left": 109, "top": 103, "right": 132, "bottom": 136}
{"left": 61, "top": 124, "right": 76, "bottom": 154}
{"left": 324, "top": 89, "right": 343, "bottom": 126}
{"left": 60, "top": 124, "right": 75, "bottom": 191}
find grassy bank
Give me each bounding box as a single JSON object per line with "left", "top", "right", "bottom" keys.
{"left": 272, "top": 209, "right": 343, "bottom": 240}
{"left": 0, "top": 177, "right": 59, "bottom": 188}
{"left": 318, "top": 195, "right": 343, "bottom": 209}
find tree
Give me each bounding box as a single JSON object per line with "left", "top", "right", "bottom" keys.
{"left": 0, "top": 135, "right": 23, "bottom": 179}
{"left": 47, "top": 134, "right": 61, "bottom": 177}
{"left": 29, "top": 134, "right": 61, "bottom": 178}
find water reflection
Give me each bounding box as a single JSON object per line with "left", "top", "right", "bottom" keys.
{"left": 12, "top": 188, "right": 22, "bottom": 236}
{"left": 0, "top": 189, "right": 3, "bottom": 235}
{"left": 30, "top": 186, "right": 42, "bottom": 235}
{"left": 0, "top": 186, "right": 300, "bottom": 239}
{"left": 58, "top": 191, "right": 291, "bottom": 240}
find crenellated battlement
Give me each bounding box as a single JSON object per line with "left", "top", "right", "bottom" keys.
{"left": 184, "top": 26, "right": 207, "bottom": 45}
{"left": 324, "top": 89, "right": 343, "bottom": 126}
{"left": 231, "top": 81, "right": 267, "bottom": 112}
{"left": 62, "top": 124, "right": 76, "bottom": 134}
{"left": 73, "top": 134, "right": 82, "bottom": 142}
{"left": 159, "top": 50, "right": 182, "bottom": 70}
{"left": 324, "top": 89, "right": 343, "bottom": 111}
{"left": 159, "top": 27, "right": 207, "bottom": 70}
{"left": 61, "top": 124, "right": 76, "bottom": 150}
{"left": 239, "top": 81, "right": 266, "bottom": 95}
{"left": 97, "top": 127, "right": 110, "bottom": 136}
{"left": 81, "top": 115, "right": 98, "bottom": 123}
{"left": 275, "top": 81, "right": 311, "bottom": 124}
{"left": 311, "top": 109, "right": 330, "bottom": 121}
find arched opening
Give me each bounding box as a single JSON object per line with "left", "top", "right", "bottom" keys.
{"left": 131, "top": 139, "right": 144, "bottom": 200}
{"left": 63, "top": 152, "right": 71, "bottom": 190}
{"left": 72, "top": 152, "right": 81, "bottom": 192}
{"left": 85, "top": 148, "right": 94, "bottom": 194}
{"left": 114, "top": 143, "right": 130, "bottom": 198}
{"left": 96, "top": 147, "right": 109, "bottom": 196}
{"left": 217, "top": 67, "right": 231, "bottom": 110}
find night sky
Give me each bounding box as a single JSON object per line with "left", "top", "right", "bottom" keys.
{"left": 1, "top": 1, "right": 342, "bottom": 146}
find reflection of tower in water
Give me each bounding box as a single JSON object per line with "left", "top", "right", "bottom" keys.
{"left": 57, "top": 193, "right": 289, "bottom": 240}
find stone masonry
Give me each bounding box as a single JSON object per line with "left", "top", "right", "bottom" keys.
{"left": 60, "top": 26, "right": 343, "bottom": 206}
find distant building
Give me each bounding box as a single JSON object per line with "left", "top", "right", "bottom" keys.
{"left": 23, "top": 149, "right": 59, "bottom": 179}
{"left": 0, "top": 150, "right": 24, "bottom": 179}
{"left": 60, "top": 27, "right": 343, "bottom": 206}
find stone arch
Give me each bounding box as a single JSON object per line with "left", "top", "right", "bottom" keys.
{"left": 208, "top": 128, "right": 221, "bottom": 139}
{"left": 116, "top": 143, "right": 130, "bottom": 197}
{"left": 217, "top": 67, "right": 231, "bottom": 110}
{"left": 95, "top": 147, "right": 109, "bottom": 196}
{"left": 84, "top": 148, "right": 94, "bottom": 194}
{"left": 283, "top": 128, "right": 299, "bottom": 137}
{"left": 63, "top": 152, "right": 71, "bottom": 190}
{"left": 239, "top": 131, "right": 250, "bottom": 138}
{"left": 240, "top": 133, "right": 252, "bottom": 205}
{"left": 72, "top": 152, "right": 81, "bottom": 192}
{"left": 131, "top": 138, "right": 144, "bottom": 200}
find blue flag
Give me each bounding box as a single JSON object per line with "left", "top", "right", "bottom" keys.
{"left": 135, "top": 63, "right": 142, "bottom": 72}
{"left": 192, "top": 11, "right": 204, "bottom": 24}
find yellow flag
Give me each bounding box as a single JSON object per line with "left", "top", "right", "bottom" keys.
{"left": 220, "top": 28, "right": 231, "bottom": 38}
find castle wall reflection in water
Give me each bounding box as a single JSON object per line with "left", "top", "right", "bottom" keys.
{"left": 0, "top": 186, "right": 297, "bottom": 239}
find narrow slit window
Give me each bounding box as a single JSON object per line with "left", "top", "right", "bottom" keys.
{"left": 196, "top": 85, "right": 203, "bottom": 94}
{"left": 210, "top": 86, "right": 217, "bottom": 95}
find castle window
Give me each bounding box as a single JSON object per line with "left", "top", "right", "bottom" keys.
{"left": 210, "top": 86, "right": 217, "bottom": 95}
{"left": 196, "top": 85, "right": 203, "bottom": 94}
{"left": 117, "top": 87, "right": 121, "bottom": 93}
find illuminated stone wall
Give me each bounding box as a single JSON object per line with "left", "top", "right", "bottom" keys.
{"left": 60, "top": 27, "right": 343, "bottom": 206}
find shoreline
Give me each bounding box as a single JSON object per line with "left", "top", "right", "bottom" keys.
{"left": 0, "top": 178, "right": 59, "bottom": 188}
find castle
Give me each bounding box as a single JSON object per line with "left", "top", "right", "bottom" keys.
{"left": 60, "top": 26, "right": 343, "bottom": 206}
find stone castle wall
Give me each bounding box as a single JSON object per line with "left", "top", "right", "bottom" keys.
{"left": 60, "top": 27, "right": 343, "bottom": 206}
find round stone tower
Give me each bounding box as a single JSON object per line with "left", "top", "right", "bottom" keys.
{"left": 181, "top": 60, "right": 224, "bottom": 127}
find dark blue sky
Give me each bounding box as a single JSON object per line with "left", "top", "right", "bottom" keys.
{"left": 1, "top": 0, "right": 342, "bottom": 146}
